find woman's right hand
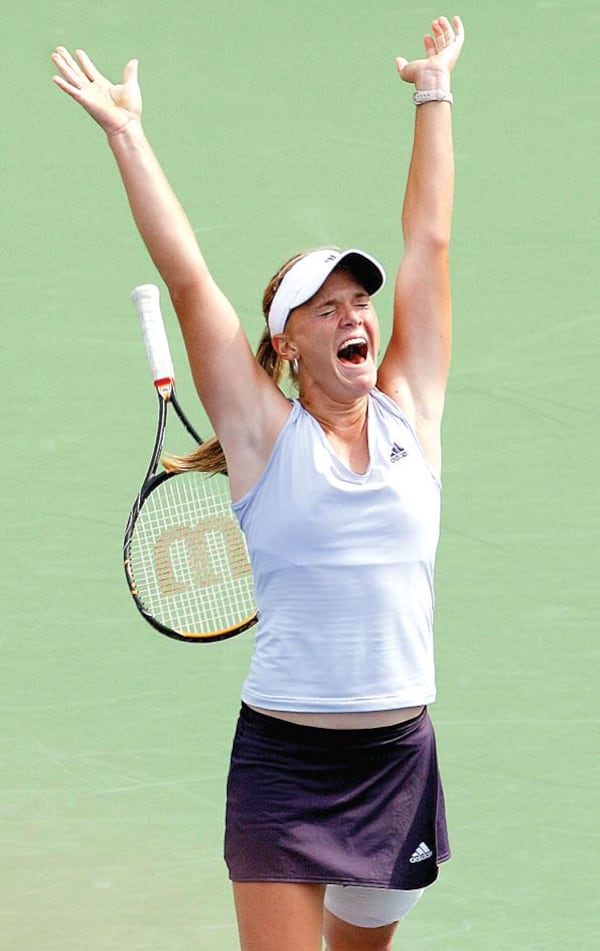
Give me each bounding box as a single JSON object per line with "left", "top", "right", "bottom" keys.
{"left": 51, "top": 47, "right": 142, "bottom": 137}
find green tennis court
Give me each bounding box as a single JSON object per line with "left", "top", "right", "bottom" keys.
{"left": 3, "top": 1, "right": 598, "bottom": 948}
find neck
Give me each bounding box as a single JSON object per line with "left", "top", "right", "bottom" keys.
{"left": 299, "top": 391, "right": 371, "bottom": 475}
{"left": 299, "top": 391, "right": 369, "bottom": 435}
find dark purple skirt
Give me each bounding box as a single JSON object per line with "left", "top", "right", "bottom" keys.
{"left": 225, "top": 704, "right": 450, "bottom": 890}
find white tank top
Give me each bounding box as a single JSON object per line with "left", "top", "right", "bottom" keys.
{"left": 232, "top": 388, "right": 441, "bottom": 712}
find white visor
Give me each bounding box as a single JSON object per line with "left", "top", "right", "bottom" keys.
{"left": 267, "top": 247, "right": 386, "bottom": 337}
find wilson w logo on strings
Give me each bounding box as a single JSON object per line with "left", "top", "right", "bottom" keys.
{"left": 152, "top": 516, "right": 252, "bottom": 596}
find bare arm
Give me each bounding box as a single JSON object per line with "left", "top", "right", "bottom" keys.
{"left": 51, "top": 49, "right": 289, "bottom": 489}
{"left": 378, "top": 16, "right": 465, "bottom": 475}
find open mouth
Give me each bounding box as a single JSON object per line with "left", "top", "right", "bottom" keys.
{"left": 337, "top": 336, "right": 368, "bottom": 365}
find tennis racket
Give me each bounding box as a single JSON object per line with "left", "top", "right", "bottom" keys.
{"left": 123, "top": 283, "right": 257, "bottom": 643}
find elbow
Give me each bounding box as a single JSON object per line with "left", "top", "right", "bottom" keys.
{"left": 167, "top": 268, "right": 211, "bottom": 312}
{"left": 403, "top": 226, "right": 451, "bottom": 254}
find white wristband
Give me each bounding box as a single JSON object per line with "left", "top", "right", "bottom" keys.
{"left": 413, "top": 88, "right": 453, "bottom": 106}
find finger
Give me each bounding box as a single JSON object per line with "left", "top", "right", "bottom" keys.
{"left": 53, "top": 46, "right": 82, "bottom": 72}
{"left": 395, "top": 56, "right": 407, "bottom": 74}
{"left": 437, "top": 15, "right": 454, "bottom": 46}
{"left": 433, "top": 16, "right": 454, "bottom": 51}
{"left": 51, "top": 73, "right": 86, "bottom": 102}
{"left": 51, "top": 47, "right": 86, "bottom": 87}
{"left": 76, "top": 49, "right": 102, "bottom": 83}
{"left": 123, "top": 58, "right": 139, "bottom": 85}
{"left": 423, "top": 34, "right": 436, "bottom": 58}
{"left": 430, "top": 18, "right": 445, "bottom": 52}
{"left": 452, "top": 15, "right": 465, "bottom": 46}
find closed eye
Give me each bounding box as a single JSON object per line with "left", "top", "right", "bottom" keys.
{"left": 316, "top": 297, "right": 371, "bottom": 317}
{"left": 313, "top": 293, "right": 371, "bottom": 319}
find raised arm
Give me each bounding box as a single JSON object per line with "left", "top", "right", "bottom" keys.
{"left": 51, "top": 49, "right": 289, "bottom": 488}
{"left": 378, "top": 16, "right": 465, "bottom": 476}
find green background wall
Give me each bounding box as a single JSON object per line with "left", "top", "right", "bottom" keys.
{"left": 2, "top": 2, "right": 598, "bottom": 948}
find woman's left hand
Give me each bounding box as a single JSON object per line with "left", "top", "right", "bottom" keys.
{"left": 396, "top": 15, "right": 464, "bottom": 88}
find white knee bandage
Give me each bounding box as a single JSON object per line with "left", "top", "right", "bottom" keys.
{"left": 324, "top": 884, "right": 425, "bottom": 929}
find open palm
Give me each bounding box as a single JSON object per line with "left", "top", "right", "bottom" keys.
{"left": 51, "top": 47, "right": 142, "bottom": 136}
{"left": 396, "top": 15, "right": 464, "bottom": 85}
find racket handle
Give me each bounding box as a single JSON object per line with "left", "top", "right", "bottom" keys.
{"left": 131, "top": 284, "right": 175, "bottom": 390}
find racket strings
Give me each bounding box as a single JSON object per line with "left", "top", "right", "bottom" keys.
{"left": 127, "top": 471, "right": 255, "bottom": 636}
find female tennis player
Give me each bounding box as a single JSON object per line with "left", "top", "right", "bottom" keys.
{"left": 52, "top": 13, "right": 465, "bottom": 950}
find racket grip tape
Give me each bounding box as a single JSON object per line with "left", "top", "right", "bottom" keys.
{"left": 131, "top": 284, "right": 175, "bottom": 386}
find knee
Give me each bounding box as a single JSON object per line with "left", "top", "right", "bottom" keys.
{"left": 325, "top": 935, "right": 395, "bottom": 951}
{"left": 323, "top": 914, "right": 397, "bottom": 951}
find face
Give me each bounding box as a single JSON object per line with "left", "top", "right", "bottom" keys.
{"left": 273, "top": 268, "right": 380, "bottom": 402}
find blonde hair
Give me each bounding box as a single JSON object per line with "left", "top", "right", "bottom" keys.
{"left": 164, "top": 250, "right": 308, "bottom": 476}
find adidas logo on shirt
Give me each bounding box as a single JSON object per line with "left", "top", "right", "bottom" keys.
{"left": 390, "top": 442, "right": 408, "bottom": 463}
{"left": 409, "top": 842, "right": 433, "bottom": 864}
